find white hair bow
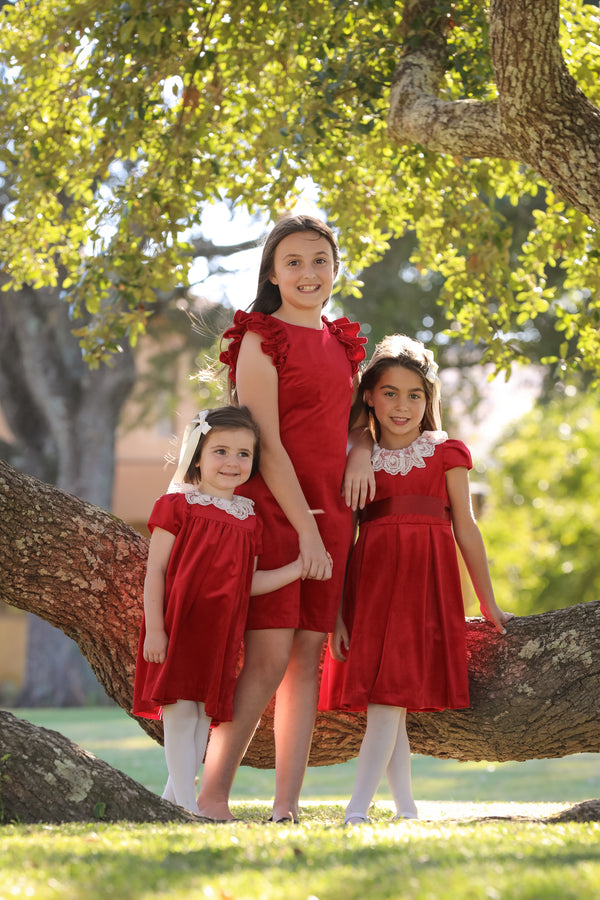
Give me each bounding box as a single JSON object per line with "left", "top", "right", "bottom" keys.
{"left": 423, "top": 349, "right": 439, "bottom": 384}
{"left": 167, "top": 411, "right": 212, "bottom": 492}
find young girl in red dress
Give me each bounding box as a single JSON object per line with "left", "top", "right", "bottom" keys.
{"left": 133, "top": 405, "right": 302, "bottom": 815}
{"left": 195, "top": 215, "right": 369, "bottom": 823}
{"left": 318, "top": 334, "right": 513, "bottom": 824}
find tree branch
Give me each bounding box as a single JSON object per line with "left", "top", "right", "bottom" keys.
{"left": 388, "top": 0, "right": 600, "bottom": 223}
{"left": 1, "top": 460, "right": 599, "bottom": 768}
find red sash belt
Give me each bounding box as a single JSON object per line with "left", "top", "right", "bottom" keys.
{"left": 360, "top": 494, "right": 451, "bottom": 524}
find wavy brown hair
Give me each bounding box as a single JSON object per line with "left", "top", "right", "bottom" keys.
{"left": 351, "top": 334, "right": 442, "bottom": 440}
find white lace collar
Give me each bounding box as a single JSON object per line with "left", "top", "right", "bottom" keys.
{"left": 372, "top": 431, "right": 448, "bottom": 476}
{"left": 168, "top": 483, "right": 255, "bottom": 520}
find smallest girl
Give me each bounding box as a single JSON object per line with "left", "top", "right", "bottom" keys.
{"left": 133, "top": 405, "right": 302, "bottom": 815}
{"left": 319, "top": 335, "right": 513, "bottom": 825}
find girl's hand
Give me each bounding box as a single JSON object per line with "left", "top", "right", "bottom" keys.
{"left": 299, "top": 532, "right": 333, "bottom": 581}
{"left": 343, "top": 445, "right": 375, "bottom": 510}
{"left": 481, "top": 604, "right": 515, "bottom": 636}
{"left": 328, "top": 618, "right": 350, "bottom": 662}
{"left": 143, "top": 629, "right": 169, "bottom": 664}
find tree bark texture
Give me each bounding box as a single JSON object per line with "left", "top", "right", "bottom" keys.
{"left": 1, "top": 460, "right": 599, "bottom": 768}
{"left": 388, "top": 0, "right": 600, "bottom": 224}
{"left": 0, "top": 711, "right": 195, "bottom": 824}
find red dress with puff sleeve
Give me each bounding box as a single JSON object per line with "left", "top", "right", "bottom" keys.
{"left": 220, "top": 310, "right": 366, "bottom": 632}
{"left": 132, "top": 490, "right": 261, "bottom": 723}
{"left": 319, "top": 433, "right": 472, "bottom": 712}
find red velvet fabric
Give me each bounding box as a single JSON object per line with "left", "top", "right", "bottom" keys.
{"left": 319, "top": 438, "right": 473, "bottom": 713}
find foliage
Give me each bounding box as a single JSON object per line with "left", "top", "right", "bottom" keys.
{"left": 1, "top": 1, "right": 599, "bottom": 374}
{"left": 1, "top": 816, "right": 599, "bottom": 899}
{"left": 480, "top": 387, "right": 600, "bottom": 615}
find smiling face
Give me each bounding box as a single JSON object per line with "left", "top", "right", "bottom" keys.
{"left": 364, "top": 365, "right": 427, "bottom": 449}
{"left": 269, "top": 231, "right": 336, "bottom": 321}
{"left": 196, "top": 427, "right": 256, "bottom": 498}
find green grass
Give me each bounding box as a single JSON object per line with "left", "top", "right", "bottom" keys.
{"left": 2, "top": 706, "right": 599, "bottom": 899}
{"left": 1, "top": 817, "right": 599, "bottom": 900}
{"left": 8, "top": 705, "right": 600, "bottom": 804}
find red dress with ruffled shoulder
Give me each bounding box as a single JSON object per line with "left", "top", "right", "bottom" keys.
{"left": 318, "top": 433, "right": 472, "bottom": 712}
{"left": 220, "top": 311, "right": 366, "bottom": 632}
{"left": 132, "top": 490, "right": 261, "bottom": 723}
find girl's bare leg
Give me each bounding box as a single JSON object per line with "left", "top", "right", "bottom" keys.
{"left": 272, "top": 629, "right": 326, "bottom": 822}
{"left": 196, "top": 628, "right": 294, "bottom": 821}
{"left": 344, "top": 704, "right": 402, "bottom": 823}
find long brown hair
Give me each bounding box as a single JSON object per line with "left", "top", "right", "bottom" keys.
{"left": 352, "top": 334, "right": 442, "bottom": 440}
{"left": 250, "top": 214, "right": 340, "bottom": 314}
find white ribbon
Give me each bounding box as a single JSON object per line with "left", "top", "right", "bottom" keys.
{"left": 422, "top": 348, "right": 439, "bottom": 384}
{"left": 167, "top": 411, "right": 212, "bottom": 492}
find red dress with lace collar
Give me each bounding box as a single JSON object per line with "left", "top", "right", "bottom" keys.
{"left": 220, "top": 310, "right": 366, "bottom": 631}
{"left": 319, "top": 433, "right": 472, "bottom": 712}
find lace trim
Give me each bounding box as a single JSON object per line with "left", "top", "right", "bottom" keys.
{"left": 169, "top": 484, "right": 256, "bottom": 520}
{"left": 372, "top": 431, "right": 448, "bottom": 476}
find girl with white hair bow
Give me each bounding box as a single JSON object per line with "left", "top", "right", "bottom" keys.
{"left": 133, "top": 405, "right": 302, "bottom": 816}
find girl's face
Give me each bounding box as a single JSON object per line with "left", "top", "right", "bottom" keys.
{"left": 196, "top": 428, "right": 256, "bottom": 498}
{"left": 364, "top": 365, "right": 427, "bottom": 449}
{"left": 269, "top": 231, "right": 335, "bottom": 317}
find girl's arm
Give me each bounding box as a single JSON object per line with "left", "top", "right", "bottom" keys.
{"left": 251, "top": 554, "right": 309, "bottom": 596}
{"left": 236, "top": 331, "right": 332, "bottom": 581}
{"left": 446, "top": 467, "right": 514, "bottom": 636}
{"left": 142, "top": 527, "right": 176, "bottom": 664}
{"left": 343, "top": 375, "right": 375, "bottom": 510}
{"left": 328, "top": 610, "right": 350, "bottom": 662}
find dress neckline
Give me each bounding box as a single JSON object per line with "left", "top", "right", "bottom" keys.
{"left": 372, "top": 431, "right": 448, "bottom": 476}
{"left": 167, "top": 484, "right": 256, "bottom": 520}
{"left": 271, "top": 313, "right": 326, "bottom": 332}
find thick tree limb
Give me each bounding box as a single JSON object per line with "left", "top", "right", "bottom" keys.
{"left": 0, "top": 711, "right": 195, "bottom": 824}
{"left": 1, "top": 460, "right": 599, "bottom": 768}
{"left": 388, "top": 0, "right": 600, "bottom": 223}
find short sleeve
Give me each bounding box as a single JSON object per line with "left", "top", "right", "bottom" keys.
{"left": 324, "top": 316, "right": 367, "bottom": 376}
{"left": 147, "top": 493, "right": 186, "bottom": 536}
{"left": 443, "top": 439, "right": 472, "bottom": 472}
{"left": 219, "top": 310, "right": 289, "bottom": 385}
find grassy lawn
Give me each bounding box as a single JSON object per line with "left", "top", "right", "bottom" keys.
{"left": 2, "top": 706, "right": 599, "bottom": 899}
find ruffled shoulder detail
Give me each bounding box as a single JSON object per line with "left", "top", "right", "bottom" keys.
{"left": 219, "top": 310, "right": 289, "bottom": 384}
{"left": 323, "top": 316, "right": 367, "bottom": 376}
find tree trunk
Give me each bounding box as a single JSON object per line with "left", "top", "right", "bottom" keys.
{"left": 0, "top": 710, "right": 194, "bottom": 824}
{"left": 1, "top": 459, "right": 599, "bottom": 770}
{"left": 0, "top": 280, "right": 138, "bottom": 707}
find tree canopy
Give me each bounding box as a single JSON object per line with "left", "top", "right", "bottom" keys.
{"left": 480, "top": 387, "right": 600, "bottom": 615}
{"left": 1, "top": 1, "right": 599, "bottom": 374}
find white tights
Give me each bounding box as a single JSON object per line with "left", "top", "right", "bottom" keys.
{"left": 161, "top": 700, "right": 211, "bottom": 814}
{"left": 345, "top": 704, "right": 418, "bottom": 823}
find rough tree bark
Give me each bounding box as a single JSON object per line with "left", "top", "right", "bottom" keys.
{"left": 389, "top": 0, "right": 600, "bottom": 225}
{"left": 0, "top": 460, "right": 598, "bottom": 823}
{"left": 0, "top": 710, "right": 195, "bottom": 824}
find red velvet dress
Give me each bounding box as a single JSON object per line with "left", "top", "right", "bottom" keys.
{"left": 132, "top": 489, "right": 261, "bottom": 723}
{"left": 319, "top": 432, "right": 472, "bottom": 713}
{"left": 220, "top": 311, "right": 366, "bottom": 632}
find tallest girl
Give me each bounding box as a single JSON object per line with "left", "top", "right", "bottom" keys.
{"left": 196, "top": 215, "right": 368, "bottom": 823}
